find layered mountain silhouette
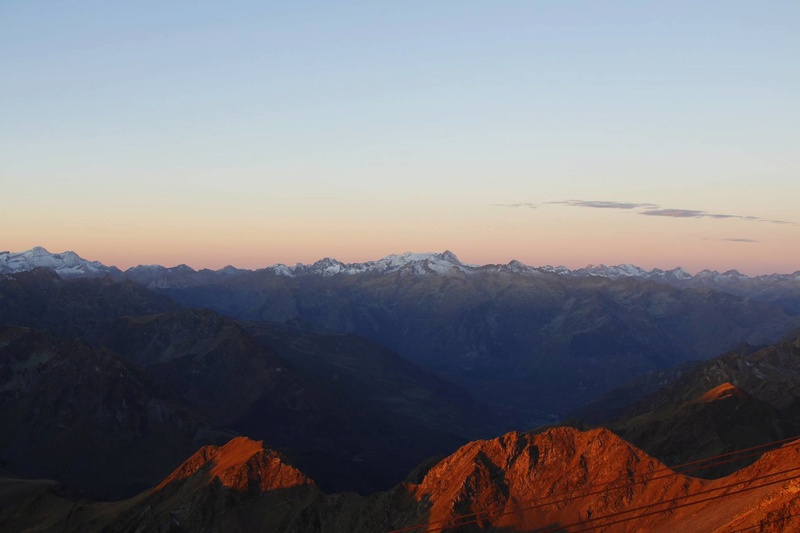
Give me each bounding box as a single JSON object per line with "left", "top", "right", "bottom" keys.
{"left": 8, "top": 258, "right": 797, "bottom": 424}
{"left": 0, "top": 271, "right": 495, "bottom": 496}
{"left": 154, "top": 259, "right": 799, "bottom": 420}
{"left": 570, "top": 332, "right": 800, "bottom": 477}
{"left": 2, "top": 247, "right": 800, "bottom": 530}
{"left": 101, "top": 309, "right": 494, "bottom": 494}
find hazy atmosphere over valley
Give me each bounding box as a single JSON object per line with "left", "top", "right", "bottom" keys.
{"left": 2, "top": 2, "right": 800, "bottom": 532}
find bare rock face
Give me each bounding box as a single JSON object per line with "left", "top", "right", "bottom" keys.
{"left": 404, "top": 427, "right": 701, "bottom": 531}
{"left": 109, "top": 437, "right": 317, "bottom": 533}
{"left": 397, "top": 427, "right": 800, "bottom": 532}
{"left": 709, "top": 443, "right": 800, "bottom": 533}
{"left": 156, "top": 437, "right": 313, "bottom": 493}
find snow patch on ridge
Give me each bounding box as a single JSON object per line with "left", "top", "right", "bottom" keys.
{"left": 266, "top": 251, "right": 478, "bottom": 277}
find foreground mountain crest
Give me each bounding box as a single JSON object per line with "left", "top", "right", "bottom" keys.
{"left": 406, "top": 427, "right": 689, "bottom": 530}
{"left": 111, "top": 438, "right": 317, "bottom": 532}
{"left": 6, "top": 427, "right": 800, "bottom": 532}
{"left": 156, "top": 437, "right": 313, "bottom": 493}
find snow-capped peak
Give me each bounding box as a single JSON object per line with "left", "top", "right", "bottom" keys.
{"left": 668, "top": 267, "right": 693, "bottom": 280}
{"left": 267, "top": 251, "right": 476, "bottom": 277}
{"left": 573, "top": 264, "right": 649, "bottom": 279}
{"left": 0, "top": 246, "right": 119, "bottom": 278}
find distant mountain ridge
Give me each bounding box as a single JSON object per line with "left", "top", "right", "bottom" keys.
{"left": 4, "top": 246, "right": 799, "bottom": 282}
{"left": 4, "top": 247, "right": 799, "bottom": 419}
{"left": 0, "top": 246, "right": 120, "bottom": 278}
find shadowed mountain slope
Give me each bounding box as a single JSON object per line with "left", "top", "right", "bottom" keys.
{"left": 102, "top": 309, "right": 495, "bottom": 494}
{"left": 0, "top": 325, "right": 228, "bottom": 499}
{"left": 159, "top": 269, "right": 800, "bottom": 419}
{"left": 0, "top": 269, "right": 176, "bottom": 343}
{"left": 0, "top": 271, "right": 496, "bottom": 494}
{"left": 570, "top": 333, "right": 800, "bottom": 477}
{"left": 4, "top": 264, "right": 796, "bottom": 424}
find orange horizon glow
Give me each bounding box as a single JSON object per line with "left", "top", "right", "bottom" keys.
{"left": 6, "top": 196, "right": 796, "bottom": 276}
{"left": 4, "top": 236, "right": 797, "bottom": 277}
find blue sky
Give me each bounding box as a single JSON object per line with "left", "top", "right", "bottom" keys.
{"left": 2, "top": 1, "right": 798, "bottom": 273}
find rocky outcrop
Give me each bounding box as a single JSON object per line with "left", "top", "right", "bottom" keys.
{"left": 109, "top": 437, "right": 316, "bottom": 532}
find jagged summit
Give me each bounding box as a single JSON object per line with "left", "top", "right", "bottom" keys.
{"left": 271, "top": 250, "right": 475, "bottom": 277}
{"left": 156, "top": 436, "right": 312, "bottom": 493}
{"left": 572, "top": 263, "right": 693, "bottom": 280}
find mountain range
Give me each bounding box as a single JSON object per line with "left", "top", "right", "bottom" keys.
{"left": 2, "top": 246, "right": 800, "bottom": 530}
{"left": 5, "top": 246, "right": 800, "bottom": 285}
{"left": 3, "top": 247, "right": 800, "bottom": 421}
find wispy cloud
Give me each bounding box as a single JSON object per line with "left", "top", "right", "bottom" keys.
{"left": 549, "top": 200, "right": 658, "bottom": 210}
{"left": 641, "top": 209, "right": 794, "bottom": 225}
{"left": 639, "top": 209, "right": 750, "bottom": 219}
{"left": 640, "top": 208, "right": 706, "bottom": 218}
{"left": 543, "top": 199, "right": 796, "bottom": 226}
{"left": 723, "top": 238, "right": 759, "bottom": 243}
{"left": 493, "top": 202, "right": 537, "bottom": 209}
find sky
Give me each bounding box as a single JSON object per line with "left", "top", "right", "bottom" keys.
{"left": 1, "top": 1, "right": 798, "bottom": 274}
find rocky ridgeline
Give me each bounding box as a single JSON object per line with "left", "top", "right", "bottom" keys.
{"left": 4, "top": 427, "right": 800, "bottom": 532}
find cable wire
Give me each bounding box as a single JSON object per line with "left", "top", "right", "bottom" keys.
{"left": 447, "top": 466, "right": 800, "bottom": 532}
{"left": 386, "top": 435, "right": 800, "bottom": 533}
{"left": 727, "top": 510, "right": 800, "bottom": 532}
{"left": 564, "top": 469, "right": 800, "bottom": 533}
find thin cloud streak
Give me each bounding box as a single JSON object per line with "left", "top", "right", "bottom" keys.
{"left": 549, "top": 200, "right": 658, "bottom": 210}
{"left": 642, "top": 209, "right": 794, "bottom": 225}
{"left": 543, "top": 199, "right": 796, "bottom": 226}
{"left": 723, "top": 238, "right": 760, "bottom": 243}
{"left": 493, "top": 203, "right": 537, "bottom": 209}
{"left": 641, "top": 209, "right": 706, "bottom": 218}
